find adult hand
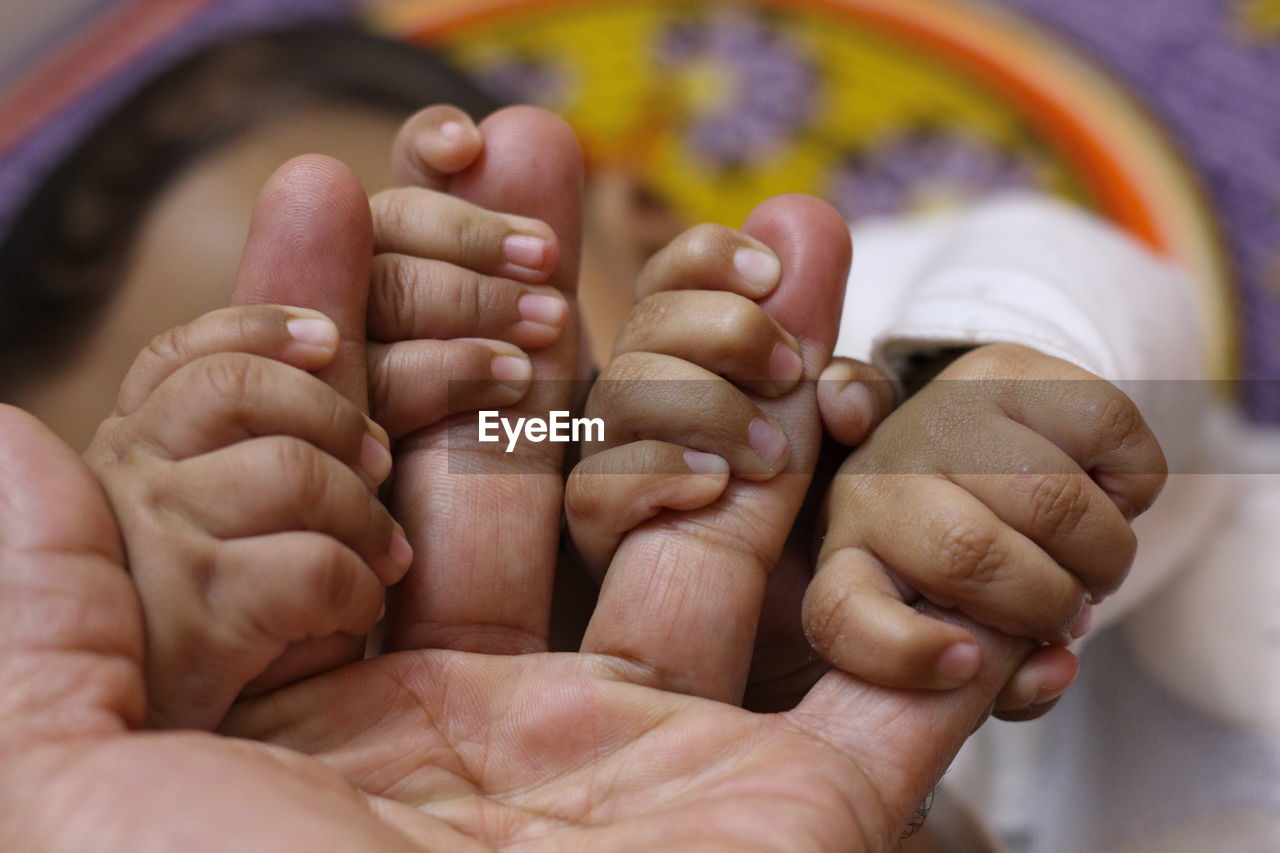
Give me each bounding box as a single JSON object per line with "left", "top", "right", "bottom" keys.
{"left": 0, "top": 402, "right": 1027, "bottom": 851}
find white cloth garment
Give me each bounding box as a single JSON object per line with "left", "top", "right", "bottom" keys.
{"left": 835, "top": 194, "right": 1280, "bottom": 851}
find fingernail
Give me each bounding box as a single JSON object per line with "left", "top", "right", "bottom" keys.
{"left": 768, "top": 342, "right": 803, "bottom": 388}
{"left": 733, "top": 247, "right": 781, "bottom": 292}
{"left": 504, "top": 235, "right": 551, "bottom": 271}
{"left": 684, "top": 450, "right": 729, "bottom": 476}
{"left": 360, "top": 433, "right": 393, "bottom": 483}
{"left": 748, "top": 418, "right": 788, "bottom": 467}
{"left": 937, "top": 641, "right": 981, "bottom": 684}
{"left": 389, "top": 529, "right": 414, "bottom": 572}
{"left": 491, "top": 353, "right": 532, "bottom": 388}
{"left": 843, "top": 381, "right": 878, "bottom": 428}
{"left": 1033, "top": 678, "right": 1074, "bottom": 706}
{"left": 517, "top": 293, "right": 567, "bottom": 330}
{"left": 286, "top": 317, "right": 338, "bottom": 350}
{"left": 1069, "top": 604, "right": 1094, "bottom": 640}
{"left": 439, "top": 120, "right": 468, "bottom": 142}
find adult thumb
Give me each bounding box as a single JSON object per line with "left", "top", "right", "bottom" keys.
{"left": 0, "top": 405, "right": 145, "bottom": 739}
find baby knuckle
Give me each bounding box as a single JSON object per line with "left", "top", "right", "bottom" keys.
{"left": 603, "top": 351, "right": 662, "bottom": 384}
{"left": 196, "top": 354, "right": 259, "bottom": 411}
{"left": 269, "top": 438, "right": 329, "bottom": 502}
{"left": 453, "top": 270, "right": 490, "bottom": 329}
{"left": 1085, "top": 389, "right": 1145, "bottom": 451}
{"left": 369, "top": 189, "right": 412, "bottom": 237}
{"left": 1025, "top": 474, "right": 1092, "bottom": 538}
{"left": 145, "top": 324, "right": 192, "bottom": 370}
{"left": 457, "top": 213, "right": 502, "bottom": 262}
{"left": 312, "top": 542, "right": 358, "bottom": 612}
{"left": 564, "top": 469, "right": 603, "bottom": 520}
{"left": 371, "top": 255, "right": 422, "bottom": 332}
{"left": 681, "top": 223, "right": 737, "bottom": 267}
{"left": 801, "top": 577, "right": 853, "bottom": 657}
{"left": 707, "top": 293, "right": 760, "bottom": 337}
{"left": 950, "top": 343, "right": 1028, "bottom": 380}
{"left": 935, "top": 518, "right": 1005, "bottom": 586}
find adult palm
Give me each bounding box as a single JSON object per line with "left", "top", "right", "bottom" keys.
{"left": 0, "top": 403, "right": 1019, "bottom": 851}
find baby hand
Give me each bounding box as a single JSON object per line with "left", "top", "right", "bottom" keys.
{"left": 565, "top": 221, "right": 891, "bottom": 572}
{"left": 804, "top": 344, "right": 1166, "bottom": 715}
{"left": 85, "top": 306, "right": 410, "bottom": 730}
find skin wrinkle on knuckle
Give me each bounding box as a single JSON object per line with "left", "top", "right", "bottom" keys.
{"left": 315, "top": 542, "right": 357, "bottom": 618}
{"left": 1025, "top": 473, "right": 1092, "bottom": 541}
{"left": 272, "top": 438, "right": 329, "bottom": 524}
{"left": 376, "top": 254, "right": 423, "bottom": 338}
{"left": 370, "top": 190, "right": 411, "bottom": 245}
{"left": 457, "top": 211, "right": 500, "bottom": 266}
{"left": 803, "top": 569, "right": 854, "bottom": 662}
{"left": 197, "top": 355, "right": 259, "bottom": 428}
{"left": 563, "top": 470, "right": 602, "bottom": 522}
{"left": 934, "top": 517, "right": 1005, "bottom": 591}
{"left": 1086, "top": 391, "right": 1145, "bottom": 460}
{"left": 144, "top": 324, "right": 189, "bottom": 372}
{"left": 683, "top": 223, "right": 734, "bottom": 267}
{"left": 368, "top": 348, "right": 396, "bottom": 428}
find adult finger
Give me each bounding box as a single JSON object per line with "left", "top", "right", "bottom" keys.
{"left": 0, "top": 405, "right": 145, "bottom": 736}
{"left": 385, "top": 106, "right": 584, "bottom": 655}
{"left": 231, "top": 155, "right": 373, "bottom": 407}
{"left": 789, "top": 609, "right": 1033, "bottom": 850}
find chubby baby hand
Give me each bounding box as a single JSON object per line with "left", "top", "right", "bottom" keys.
{"left": 804, "top": 344, "right": 1166, "bottom": 717}
{"left": 85, "top": 306, "right": 410, "bottom": 729}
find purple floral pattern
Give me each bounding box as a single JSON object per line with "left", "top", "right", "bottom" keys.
{"left": 827, "top": 129, "right": 1039, "bottom": 222}
{"left": 657, "top": 10, "right": 817, "bottom": 168}
{"left": 472, "top": 55, "right": 571, "bottom": 109}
